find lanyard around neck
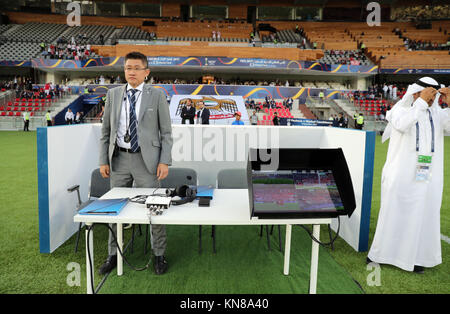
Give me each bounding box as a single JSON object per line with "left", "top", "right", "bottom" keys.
{"left": 123, "top": 88, "right": 142, "bottom": 132}
{"left": 415, "top": 109, "right": 435, "bottom": 153}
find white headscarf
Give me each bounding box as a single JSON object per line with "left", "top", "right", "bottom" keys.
{"left": 382, "top": 77, "right": 440, "bottom": 143}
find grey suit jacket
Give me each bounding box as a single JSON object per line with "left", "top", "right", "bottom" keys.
{"left": 99, "top": 84, "right": 173, "bottom": 174}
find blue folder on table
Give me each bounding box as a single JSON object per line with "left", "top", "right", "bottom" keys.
{"left": 78, "top": 198, "right": 129, "bottom": 216}
{"left": 196, "top": 185, "right": 215, "bottom": 199}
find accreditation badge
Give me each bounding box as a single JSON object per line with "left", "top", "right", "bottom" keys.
{"left": 415, "top": 155, "right": 432, "bottom": 182}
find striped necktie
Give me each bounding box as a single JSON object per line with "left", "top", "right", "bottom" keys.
{"left": 128, "top": 89, "right": 139, "bottom": 152}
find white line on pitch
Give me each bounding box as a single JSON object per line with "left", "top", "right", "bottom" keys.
{"left": 441, "top": 234, "right": 450, "bottom": 244}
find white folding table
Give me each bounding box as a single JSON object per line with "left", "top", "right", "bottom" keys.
{"left": 74, "top": 187, "right": 331, "bottom": 294}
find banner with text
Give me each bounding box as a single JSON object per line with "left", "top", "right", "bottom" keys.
{"left": 169, "top": 95, "right": 249, "bottom": 125}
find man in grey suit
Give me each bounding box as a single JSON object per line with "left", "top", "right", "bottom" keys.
{"left": 99, "top": 52, "right": 173, "bottom": 275}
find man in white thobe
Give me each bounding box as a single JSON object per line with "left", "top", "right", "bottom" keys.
{"left": 368, "top": 77, "right": 450, "bottom": 273}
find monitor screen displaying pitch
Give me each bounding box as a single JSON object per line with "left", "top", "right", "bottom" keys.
{"left": 251, "top": 169, "right": 344, "bottom": 214}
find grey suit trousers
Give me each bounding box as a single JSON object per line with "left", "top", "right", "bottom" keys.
{"left": 108, "top": 150, "right": 167, "bottom": 256}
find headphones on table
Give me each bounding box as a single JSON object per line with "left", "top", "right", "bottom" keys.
{"left": 166, "top": 185, "right": 197, "bottom": 205}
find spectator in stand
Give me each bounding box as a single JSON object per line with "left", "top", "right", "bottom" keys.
{"left": 332, "top": 114, "right": 339, "bottom": 127}
{"left": 44, "top": 82, "right": 51, "bottom": 96}
{"left": 343, "top": 115, "right": 348, "bottom": 128}
{"left": 75, "top": 111, "right": 81, "bottom": 124}
{"left": 181, "top": 99, "right": 195, "bottom": 124}
{"left": 380, "top": 104, "right": 387, "bottom": 120}
{"left": 231, "top": 111, "right": 244, "bottom": 125}
{"left": 39, "top": 41, "right": 95, "bottom": 60}
{"left": 337, "top": 113, "right": 345, "bottom": 127}
{"left": 392, "top": 85, "right": 398, "bottom": 100}
{"left": 329, "top": 114, "right": 335, "bottom": 125}
{"left": 196, "top": 101, "right": 210, "bottom": 125}
{"left": 272, "top": 112, "right": 279, "bottom": 126}
{"left": 65, "top": 108, "right": 74, "bottom": 125}
{"left": 250, "top": 110, "right": 258, "bottom": 125}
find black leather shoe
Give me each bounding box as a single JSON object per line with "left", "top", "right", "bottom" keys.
{"left": 154, "top": 255, "right": 168, "bottom": 275}
{"left": 99, "top": 255, "right": 117, "bottom": 275}
{"left": 413, "top": 265, "right": 424, "bottom": 274}
{"left": 366, "top": 257, "right": 381, "bottom": 265}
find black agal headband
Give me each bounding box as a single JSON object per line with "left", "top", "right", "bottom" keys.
{"left": 415, "top": 78, "right": 439, "bottom": 89}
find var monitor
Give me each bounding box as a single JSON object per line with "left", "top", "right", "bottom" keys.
{"left": 247, "top": 148, "right": 356, "bottom": 219}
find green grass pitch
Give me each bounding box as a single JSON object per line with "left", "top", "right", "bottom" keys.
{"left": 0, "top": 131, "right": 448, "bottom": 294}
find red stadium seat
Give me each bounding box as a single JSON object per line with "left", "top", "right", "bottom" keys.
{"left": 1, "top": 112, "right": 6, "bottom": 116}
{"left": 15, "top": 112, "right": 21, "bottom": 117}
{"left": 13, "top": 106, "right": 18, "bottom": 111}
{"left": 21, "top": 107, "right": 25, "bottom": 111}
{"left": 6, "top": 106, "right": 11, "bottom": 111}
{"left": 8, "top": 111, "right": 13, "bottom": 116}
{"left": 28, "top": 107, "right": 33, "bottom": 112}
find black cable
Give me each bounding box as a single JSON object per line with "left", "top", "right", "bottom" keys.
{"left": 86, "top": 224, "right": 95, "bottom": 294}
{"left": 296, "top": 216, "right": 341, "bottom": 248}
{"left": 105, "top": 223, "right": 154, "bottom": 271}
{"left": 86, "top": 221, "right": 154, "bottom": 294}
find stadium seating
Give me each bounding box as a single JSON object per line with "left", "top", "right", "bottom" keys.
{"left": 63, "top": 24, "right": 116, "bottom": 45}
{"left": 319, "top": 49, "right": 373, "bottom": 66}
{"left": 93, "top": 44, "right": 324, "bottom": 61}
{"left": 260, "top": 29, "right": 302, "bottom": 44}
{"left": 5, "top": 22, "right": 68, "bottom": 43}
{"left": 0, "top": 94, "right": 56, "bottom": 121}
{"left": 0, "top": 41, "right": 41, "bottom": 61}
{"left": 301, "top": 22, "right": 357, "bottom": 50}
{"left": 114, "top": 26, "right": 152, "bottom": 41}
{"left": 156, "top": 20, "right": 252, "bottom": 41}
{"left": 0, "top": 11, "right": 448, "bottom": 131}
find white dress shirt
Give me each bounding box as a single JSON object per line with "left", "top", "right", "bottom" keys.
{"left": 197, "top": 108, "right": 204, "bottom": 124}
{"left": 65, "top": 111, "right": 74, "bottom": 121}
{"left": 116, "top": 82, "right": 144, "bottom": 149}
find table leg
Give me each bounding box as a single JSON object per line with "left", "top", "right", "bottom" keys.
{"left": 117, "top": 223, "right": 123, "bottom": 276}
{"left": 85, "top": 223, "right": 94, "bottom": 294}
{"left": 309, "top": 224, "right": 320, "bottom": 294}
{"left": 283, "top": 224, "right": 292, "bottom": 275}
